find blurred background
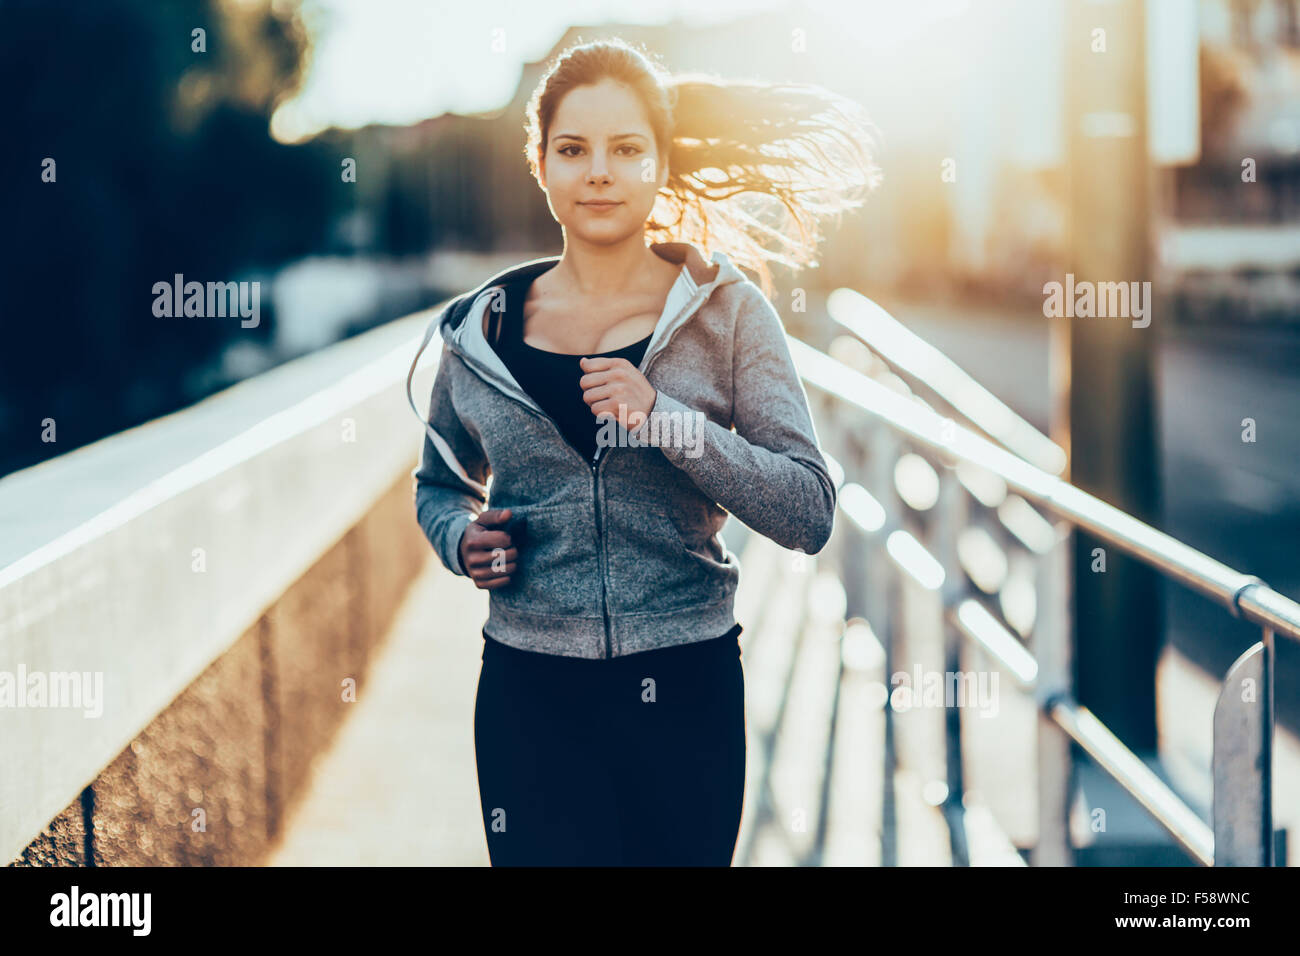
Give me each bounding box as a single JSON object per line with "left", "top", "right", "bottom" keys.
{"left": 2, "top": 0, "right": 1298, "bottom": 868}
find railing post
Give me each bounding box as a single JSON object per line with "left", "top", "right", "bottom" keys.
{"left": 892, "top": 548, "right": 948, "bottom": 798}
{"left": 866, "top": 420, "right": 901, "bottom": 649}
{"left": 934, "top": 466, "right": 969, "bottom": 858}
{"left": 868, "top": 419, "right": 904, "bottom": 868}
{"left": 837, "top": 411, "right": 872, "bottom": 625}
{"left": 1032, "top": 523, "right": 1075, "bottom": 866}
{"left": 1212, "top": 631, "right": 1274, "bottom": 865}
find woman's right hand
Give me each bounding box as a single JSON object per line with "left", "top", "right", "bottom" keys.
{"left": 459, "top": 508, "right": 518, "bottom": 589}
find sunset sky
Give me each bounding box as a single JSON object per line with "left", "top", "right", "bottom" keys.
{"left": 271, "top": 0, "right": 973, "bottom": 141}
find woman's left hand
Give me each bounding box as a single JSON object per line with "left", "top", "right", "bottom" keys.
{"left": 579, "top": 356, "right": 656, "bottom": 433}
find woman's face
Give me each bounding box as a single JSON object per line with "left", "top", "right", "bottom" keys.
{"left": 538, "top": 78, "right": 668, "bottom": 246}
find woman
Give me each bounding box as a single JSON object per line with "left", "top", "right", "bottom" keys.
{"left": 406, "top": 37, "right": 880, "bottom": 866}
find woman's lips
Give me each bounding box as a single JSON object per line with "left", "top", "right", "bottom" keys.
{"left": 580, "top": 201, "right": 622, "bottom": 209}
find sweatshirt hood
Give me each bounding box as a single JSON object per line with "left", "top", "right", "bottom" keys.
{"left": 425, "top": 241, "right": 748, "bottom": 416}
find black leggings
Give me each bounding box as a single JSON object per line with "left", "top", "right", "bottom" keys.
{"left": 473, "top": 626, "right": 747, "bottom": 866}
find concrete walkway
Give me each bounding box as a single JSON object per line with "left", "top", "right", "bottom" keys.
{"left": 266, "top": 521, "right": 1015, "bottom": 866}
{"left": 267, "top": 551, "right": 490, "bottom": 866}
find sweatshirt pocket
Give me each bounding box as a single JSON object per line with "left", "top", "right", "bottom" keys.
{"left": 603, "top": 496, "right": 729, "bottom": 614}
{"left": 491, "top": 502, "right": 600, "bottom": 618}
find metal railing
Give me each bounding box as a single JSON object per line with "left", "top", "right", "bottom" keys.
{"left": 790, "top": 289, "right": 1299, "bottom": 866}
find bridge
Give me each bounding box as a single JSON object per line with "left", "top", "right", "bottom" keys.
{"left": 4, "top": 284, "right": 1297, "bottom": 867}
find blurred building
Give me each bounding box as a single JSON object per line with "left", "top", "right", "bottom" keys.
{"left": 333, "top": 0, "right": 1300, "bottom": 323}
{"left": 1164, "top": 0, "right": 1300, "bottom": 327}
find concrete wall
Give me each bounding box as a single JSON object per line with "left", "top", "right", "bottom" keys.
{"left": 11, "top": 467, "right": 427, "bottom": 866}
{"left": 2, "top": 306, "right": 450, "bottom": 865}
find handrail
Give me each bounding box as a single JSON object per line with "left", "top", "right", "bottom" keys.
{"left": 791, "top": 307, "right": 1290, "bottom": 865}
{"left": 788, "top": 335, "right": 1300, "bottom": 646}
{"left": 948, "top": 599, "right": 1216, "bottom": 866}
{"left": 1050, "top": 699, "right": 1217, "bottom": 866}
{"left": 826, "top": 289, "right": 1068, "bottom": 475}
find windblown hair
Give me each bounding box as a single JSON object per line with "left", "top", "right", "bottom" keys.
{"left": 523, "top": 36, "right": 883, "bottom": 298}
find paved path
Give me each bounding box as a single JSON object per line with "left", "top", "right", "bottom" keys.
{"left": 267, "top": 551, "right": 490, "bottom": 866}
{"left": 267, "top": 519, "right": 1021, "bottom": 866}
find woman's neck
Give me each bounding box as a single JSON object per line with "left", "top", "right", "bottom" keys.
{"left": 548, "top": 236, "right": 670, "bottom": 299}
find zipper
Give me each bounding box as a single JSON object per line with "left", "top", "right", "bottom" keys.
{"left": 591, "top": 443, "right": 613, "bottom": 658}
{"left": 445, "top": 333, "right": 617, "bottom": 657}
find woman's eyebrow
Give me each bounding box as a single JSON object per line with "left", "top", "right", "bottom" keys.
{"left": 553, "top": 133, "right": 648, "bottom": 143}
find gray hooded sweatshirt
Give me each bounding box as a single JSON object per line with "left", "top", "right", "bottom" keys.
{"left": 406, "top": 241, "right": 836, "bottom": 659}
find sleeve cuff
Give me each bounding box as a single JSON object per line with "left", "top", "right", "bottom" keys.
{"left": 444, "top": 511, "right": 475, "bottom": 575}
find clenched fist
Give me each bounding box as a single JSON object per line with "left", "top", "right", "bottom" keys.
{"left": 579, "top": 356, "right": 656, "bottom": 433}
{"left": 458, "top": 508, "right": 518, "bottom": 589}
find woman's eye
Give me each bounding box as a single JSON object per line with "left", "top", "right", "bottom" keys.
{"left": 558, "top": 145, "right": 640, "bottom": 157}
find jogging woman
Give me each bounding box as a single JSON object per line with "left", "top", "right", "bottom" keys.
{"left": 407, "top": 37, "right": 880, "bottom": 866}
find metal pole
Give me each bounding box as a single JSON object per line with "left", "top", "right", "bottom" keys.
{"left": 1211, "top": 633, "right": 1274, "bottom": 865}
{"left": 934, "top": 468, "right": 969, "bottom": 863}
{"left": 840, "top": 411, "right": 872, "bottom": 624}
{"left": 1032, "top": 524, "right": 1075, "bottom": 866}
{"left": 1062, "top": 0, "right": 1162, "bottom": 751}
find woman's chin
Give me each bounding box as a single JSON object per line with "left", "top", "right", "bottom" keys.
{"left": 566, "top": 222, "right": 642, "bottom": 245}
